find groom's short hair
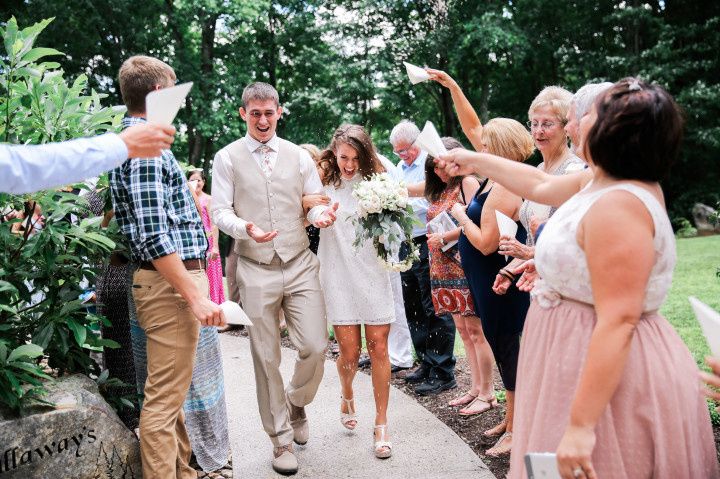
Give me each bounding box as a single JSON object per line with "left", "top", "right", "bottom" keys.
{"left": 119, "top": 55, "right": 176, "bottom": 114}
{"left": 242, "top": 82, "right": 280, "bottom": 108}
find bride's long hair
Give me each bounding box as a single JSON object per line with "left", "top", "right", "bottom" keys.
{"left": 320, "top": 124, "right": 385, "bottom": 188}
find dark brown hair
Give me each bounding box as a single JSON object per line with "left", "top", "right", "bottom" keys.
{"left": 585, "top": 77, "right": 684, "bottom": 181}
{"left": 424, "top": 137, "right": 465, "bottom": 203}
{"left": 320, "top": 124, "right": 385, "bottom": 188}
{"left": 118, "top": 56, "right": 176, "bottom": 114}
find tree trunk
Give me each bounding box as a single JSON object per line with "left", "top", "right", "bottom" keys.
{"left": 478, "top": 77, "right": 490, "bottom": 124}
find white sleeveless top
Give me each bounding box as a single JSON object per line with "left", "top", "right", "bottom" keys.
{"left": 533, "top": 182, "right": 676, "bottom": 311}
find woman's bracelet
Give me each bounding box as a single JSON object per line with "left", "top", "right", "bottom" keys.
{"left": 498, "top": 269, "right": 516, "bottom": 282}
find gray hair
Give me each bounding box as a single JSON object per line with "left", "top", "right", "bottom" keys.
{"left": 389, "top": 120, "right": 420, "bottom": 146}
{"left": 573, "top": 82, "right": 614, "bottom": 120}
{"left": 242, "top": 82, "right": 280, "bottom": 108}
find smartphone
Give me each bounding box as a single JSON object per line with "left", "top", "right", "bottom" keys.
{"left": 525, "top": 452, "right": 561, "bottom": 479}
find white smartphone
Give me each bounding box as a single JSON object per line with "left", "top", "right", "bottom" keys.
{"left": 525, "top": 452, "right": 561, "bottom": 479}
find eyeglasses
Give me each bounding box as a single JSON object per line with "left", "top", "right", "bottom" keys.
{"left": 526, "top": 120, "right": 563, "bottom": 131}
{"left": 393, "top": 148, "right": 411, "bottom": 157}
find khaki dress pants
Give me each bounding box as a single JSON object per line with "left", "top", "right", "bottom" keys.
{"left": 132, "top": 268, "right": 208, "bottom": 479}
{"left": 235, "top": 249, "right": 328, "bottom": 447}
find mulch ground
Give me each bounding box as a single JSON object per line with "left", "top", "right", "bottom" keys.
{"left": 224, "top": 327, "right": 720, "bottom": 479}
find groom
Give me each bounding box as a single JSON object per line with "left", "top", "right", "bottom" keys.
{"left": 212, "top": 82, "right": 337, "bottom": 475}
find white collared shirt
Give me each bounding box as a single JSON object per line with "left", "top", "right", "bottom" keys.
{"left": 211, "top": 133, "right": 326, "bottom": 239}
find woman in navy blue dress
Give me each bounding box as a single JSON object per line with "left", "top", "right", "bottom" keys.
{"left": 450, "top": 118, "right": 534, "bottom": 457}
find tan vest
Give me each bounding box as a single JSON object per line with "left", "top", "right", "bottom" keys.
{"left": 222, "top": 138, "right": 310, "bottom": 264}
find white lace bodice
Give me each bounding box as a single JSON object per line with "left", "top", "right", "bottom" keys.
{"left": 534, "top": 182, "right": 676, "bottom": 311}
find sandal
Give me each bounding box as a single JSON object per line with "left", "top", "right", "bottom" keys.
{"left": 340, "top": 396, "right": 357, "bottom": 430}
{"left": 486, "top": 431, "right": 512, "bottom": 457}
{"left": 483, "top": 421, "right": 507, "bottom": 438}
{"left": 459, "top": 395, "right": 498, "bottom": 416}
{"left": 448, "top": 391, "right": 477, "bottom": 407}
{"left": 373, "top": 425, "right": 392, "bottom": 459}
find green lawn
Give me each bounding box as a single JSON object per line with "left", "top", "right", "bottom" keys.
{"left": 662, "top": 235, "right": 720, "bottom": 368}
{"left": 453, "top": 235, "right": 720, "bottom": 364}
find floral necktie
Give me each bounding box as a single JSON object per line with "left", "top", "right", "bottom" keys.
{"left": 257, "top": 145, "right": 273, "bottom": 177}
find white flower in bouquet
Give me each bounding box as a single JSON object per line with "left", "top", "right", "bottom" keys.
{"left": 351, "top": 173, "right": 420, "bottom": 272}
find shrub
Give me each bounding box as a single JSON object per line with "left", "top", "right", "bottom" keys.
{"left": 0, "top": 17, "right": 124, "bottom": 414}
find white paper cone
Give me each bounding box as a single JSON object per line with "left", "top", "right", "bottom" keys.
{"left": 146, "top": 82, "right": 193, "bottom": 125}
{"left": 413, "top": 121, "right": 448, "bottom": 159}
{"left": 495, "top": 210, "right": 518, "bottom": 261}
{"left": 403, "top": 61, "right": 430, "bottom": 85}
{"left": 689, "top": 297, "right": 720, "bottom": 356}
{"left": 220, "top": 301, "right": 253, "bottom": 326}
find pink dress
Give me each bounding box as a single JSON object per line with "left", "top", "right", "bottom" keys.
{"left": 509, "top": 183, "right": 718, "bottom": 478}
{"left": 199, "top": 194, "right": 225, "bottom": 305}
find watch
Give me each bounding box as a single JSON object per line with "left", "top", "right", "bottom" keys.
{"left": 439, "top": 236, "right": 446, "bottom": 246}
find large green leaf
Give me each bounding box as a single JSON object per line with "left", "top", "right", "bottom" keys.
{"left": 7, "top": 343, "right": 44, "bottom": 362}
{"left": 66, "top": 318, "right": 87, "bottom": 347}
{"left": 19, "top": 47, "right": 63, "bottom": 65}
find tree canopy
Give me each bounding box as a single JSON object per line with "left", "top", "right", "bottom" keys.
{"left": 2, "top": 0, "right": 718, "bottom": 221}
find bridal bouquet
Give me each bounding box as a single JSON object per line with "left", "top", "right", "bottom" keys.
{"left": 351, "top": 173, "right": 420, "bottom": 272}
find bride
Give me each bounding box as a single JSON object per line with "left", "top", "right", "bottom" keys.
{"left": 317, "top": 124, "right": 396, "bottom": 459}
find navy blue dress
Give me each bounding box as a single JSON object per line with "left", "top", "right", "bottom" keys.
{"left": 458, "top": 183, "right": 530, "bottom": 391}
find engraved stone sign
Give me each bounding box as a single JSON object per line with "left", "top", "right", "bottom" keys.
{"left": 0, "top": 374, "right": 141, "bottom": 478}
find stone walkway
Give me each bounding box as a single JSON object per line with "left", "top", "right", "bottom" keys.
{"left": 220, "top": 334, "right": 495, "bottom": 479}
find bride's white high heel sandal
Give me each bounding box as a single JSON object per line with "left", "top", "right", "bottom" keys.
{"left": 340, "top": 396, "right": 357, "bottom": 430}
{"left": 373, "top": 425, "right": 392, "bottom": 459}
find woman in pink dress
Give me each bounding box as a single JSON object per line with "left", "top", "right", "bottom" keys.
{"left": 440, "top": 78, "right": 718, "bottom": 478}
{"left": 188, "top": 169, "right": 225, "bottom": 304}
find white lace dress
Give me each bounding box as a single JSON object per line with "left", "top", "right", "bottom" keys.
{"left": 509, "top": 182, "right": 718, "bottom": 479}
{"left": 317, "top": 175, "right": 396, "bottom": 326}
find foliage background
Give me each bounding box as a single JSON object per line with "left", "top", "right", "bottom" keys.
{"left": 1, "top": 0, "right": 718, "bottom": 217}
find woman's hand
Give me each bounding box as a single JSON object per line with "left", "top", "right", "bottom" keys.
{"left": 427, "top": 232, "right": 443, "bottom": 249}
{"left": 302, "top": 193, "right": 330, "bottom": 211}
{"left": 437, "top": 148, "right": 481, "bottom": 177}
{"left": 512, "top": 259, "right": 538, "bottom": 292}
{"left": 426, "top": 68, "right": 458, "bottom": 90}
{"left": 450, "top": 203, "right": 468, "bottom": 223}
{"left": 498, "top": 235, "right": 533, "bottom": 260}
{"left": 492, "top": 274, "right": 511, "bottom": 295}
{"left": 209, "top": 246, "right": 220, "bottom": 261}
{"left": 701, "top": 356, "right": 720, "bottom": 411}
{"left": 556, "top": 425, "right": 597, "bottom": 479}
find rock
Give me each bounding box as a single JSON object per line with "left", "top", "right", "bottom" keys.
{"left": 692, "top": 203, "right": 720, "bottom": 233}
{"left": 0, "top": 374, "right": 142, "bottom": 478}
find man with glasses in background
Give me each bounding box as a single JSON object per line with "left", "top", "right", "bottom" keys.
{"left": 389, "top": 120, "right": 457, "bottom": 396}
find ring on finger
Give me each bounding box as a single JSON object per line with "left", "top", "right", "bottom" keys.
{"left": 572, "top": 467, "right": 584, "bottom": 478}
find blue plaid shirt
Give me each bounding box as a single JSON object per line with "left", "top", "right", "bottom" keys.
{"left": 109, "top": 117, "right": 207, "bottom": 262}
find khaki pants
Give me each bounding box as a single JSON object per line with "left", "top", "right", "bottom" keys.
{"left": 225, "top": 244, "right": 241, "bottom": 304}
{"left": 132, "top": 269, "right": 208, "bottom": 479}
{"left": 235, "top": 249, "right": 328, "bottom": 447}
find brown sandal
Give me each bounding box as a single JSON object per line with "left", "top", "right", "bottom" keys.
{"left": 459, "top": 395, "right": 497, "bottom": 416}
{"left": 448, "top": 391, "right": 477, "bottom": 407}
{"left": 486, "top": 431, "right": 512, "bottom": 457}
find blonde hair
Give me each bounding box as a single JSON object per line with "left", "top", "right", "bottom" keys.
{"left": 482, "top": 118, "right": 535, "bottom": 162}
{"left": 528, "top": 85, "right": 574, "bottom": 123}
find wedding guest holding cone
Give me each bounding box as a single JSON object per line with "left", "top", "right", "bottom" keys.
{"left": 317, "top": 124, "right": 395, "bottom": 459}
{"left": 449, "top": 120, "right": 534, "bottom": 456}
{"left": 391, "top": 120, "right": 457, "bottom": 396}
{"left": 441, "top": 78, "right": 718, "bottom": 479}
{"left": 424, "top": 137, "right": 496, "bottom": 416}
{"left": 109, "top": 55, "right": 224, "bottom": 479}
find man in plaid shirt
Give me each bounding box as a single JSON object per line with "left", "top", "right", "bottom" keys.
{"left": 109, "top": 55, "right": 224, "bottom": 479}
